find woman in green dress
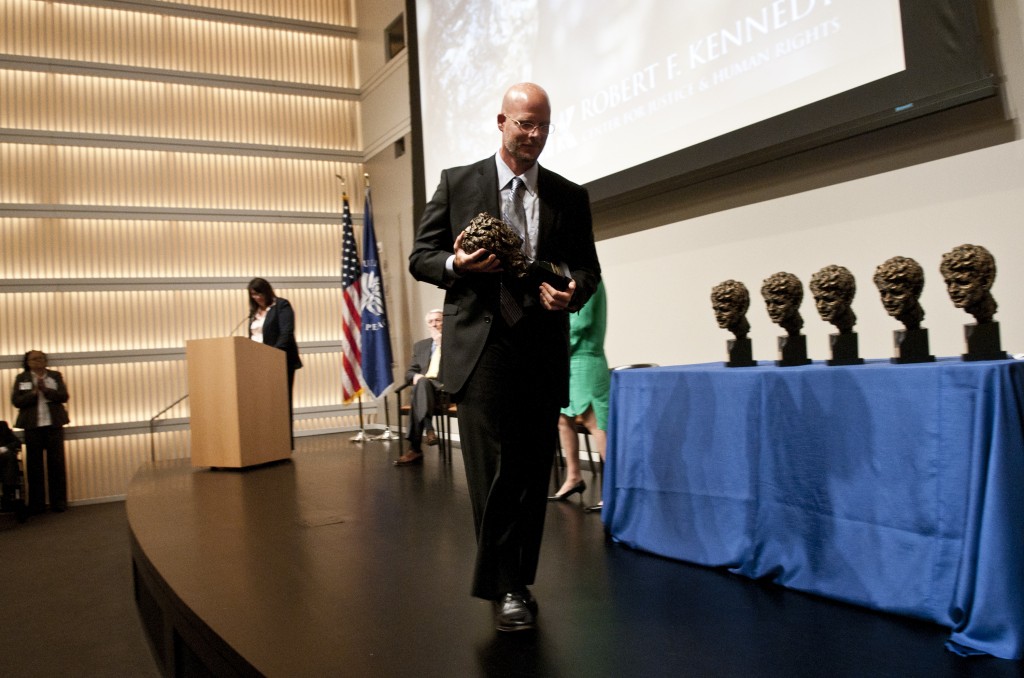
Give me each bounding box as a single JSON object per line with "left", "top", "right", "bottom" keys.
{"left": 549, "top": 280, "right": 609, "bottom": 511}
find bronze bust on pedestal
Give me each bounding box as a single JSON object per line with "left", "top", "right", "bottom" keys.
{"left": 873, "top": 256, "right": 934, "bottom": 363}
{"left": 761, "top": 272, "right": 811, "bottom": 366}
{"left": 809, "top": 265, "right": 863, "bottom": 365}
{"left": 712, "top": 280, "right": 756, "bottom": 367}
{"left": 939, "top": 244, "right": 1007, "bottom": 360}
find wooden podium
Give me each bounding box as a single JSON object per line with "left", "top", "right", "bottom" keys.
{"left": 186, "top": 336, "right": 291, "bottom": 468}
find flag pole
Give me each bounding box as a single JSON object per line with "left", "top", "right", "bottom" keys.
{"left": 370, "top": 397, "right": 396, "bottom": 440}
{"left": 358, "top": 172, "right": 397, "bottom": 443}
{"left": 337, "top": 173, "right": 369, "bottom": 442}
{"left": 363, "top": 172, "right": 396, "bottom": 442}
{"left": 351, "top": 172, "right": 370, "bottom": 443}
{"left": 351, "top": 397, "right": 367, "bottom": 442}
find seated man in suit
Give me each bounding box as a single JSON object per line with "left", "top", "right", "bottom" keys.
{"left": 0, "top": 420, "right": 23, "bottom": 511}
{"left": 394, "top": 309, "right": 444, "bottom": 467}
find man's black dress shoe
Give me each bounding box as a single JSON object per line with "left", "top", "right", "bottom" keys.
{"left": 494, "top": 591, "right": 537, "bottom": 632}
{"left": 548, "top": 479, "right": 586, "bottom": 501}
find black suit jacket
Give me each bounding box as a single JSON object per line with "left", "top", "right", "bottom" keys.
{"left": 251, "top": 297, "right": 303, "bottom": 371}
{"left": 409, "top": 157, "right": 600, "bottom": 400}
{"left": 406, "top": 338, "right": 436, "bottom": 385}
{"left": 11, "top": 369, "right": 70, "bottom": 430}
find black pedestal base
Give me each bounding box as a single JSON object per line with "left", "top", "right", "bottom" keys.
{"left": 891, "top": 328, "right": 935, "bottom": 364}
{"left": 827, "top": 332, "right": 864, "bottom": 366}
{"left": 963, "top": 322, "right": 1008, "bottom": 361}
{"left": 726, "top": 337, "right": 757, "bottom": 367}
{"left": 776, "top": 334, "right": 811, "bottom": 367}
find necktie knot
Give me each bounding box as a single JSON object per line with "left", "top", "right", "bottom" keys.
{"left": 504, "top": 177, "right": 529, "bottom": 254}
{"left": 511, "top": 176, "right": 525, "bottom": 199}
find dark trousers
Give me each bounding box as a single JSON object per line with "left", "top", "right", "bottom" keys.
{"left": 455, "top": 317, "right": 560, "bottom": 600}
{"left": 406, "top": 377, "right": 440, "bottom": 449}
{"left": 24, "top": 426, "right": 66, "bottom": 511}
{"left": 1, "top": 448, "right": 19, "bottom": 499}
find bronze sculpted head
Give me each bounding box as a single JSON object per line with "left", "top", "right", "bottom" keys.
{"left": 873, "top": 256, "right": 925, "bottom": 330}
{"left": 761, "top": 272, "right": 804, "bottom": 336}
{"left": 711, "top": 280, "right": 751, "bottom": 340}
{"left": 809, "top": 265, "right": 857, "bottom": 334}
{"left": 939, "top": 244, "right": 998, "bottom": 324}
{"left": 460, "top": 212, "right": 529, "bottom": 277}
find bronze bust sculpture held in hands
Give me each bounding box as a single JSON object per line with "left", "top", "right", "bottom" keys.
{"left": 461, "top": 212, "right": 530, "bottom": 277}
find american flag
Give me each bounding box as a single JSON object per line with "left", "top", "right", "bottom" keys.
{"left": 340, "top": 193, "right": 363, "bottom": 403}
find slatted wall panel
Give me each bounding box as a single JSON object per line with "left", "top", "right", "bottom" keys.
{"left": 294, "top": 414, "right": 377, "bottom": 433}
{"left": 2, "top": 355, "right": 376, "bottom": 443}
{"left": 0, "top": 72, "right": 360, "bottom": 149}
{"left": 169, "top": 0, "right": 355, "bottom": 25}
{"left": 296, "top": 352, "right": 354, "bottom": 410}
{"left": 0, "top": 219, "right": 343, "bottom": 279}
{"left": 0, "top": 145, "right": 362, "bottom": 211}
{"left": 0, "top": 0, "right": 356, "bottom": 87}
{"left": 0, "top": 0, "right": 366, "bottom": 504}
{"left": 65, "top": 432, "right": 194, "bottom": 503}
{"left": 0, "top": 288, "right": 344, "bottom": 355}
{"left": 0, "top": 363, "right": 186, "bottom": 426}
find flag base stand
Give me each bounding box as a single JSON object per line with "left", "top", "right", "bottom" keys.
{"left": 349, "top": 394, "right": 395, "bottom": 443}
{"left": 368, "top": 427, "right": 396, "bottom": 441}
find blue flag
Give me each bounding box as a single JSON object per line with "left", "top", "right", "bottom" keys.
{"left": 359, "top": 188, "right": 395, "bottom": 398}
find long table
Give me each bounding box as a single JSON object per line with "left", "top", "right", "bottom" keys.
{"left": 603, "top": 358, "right": 1024, "bottom": 660}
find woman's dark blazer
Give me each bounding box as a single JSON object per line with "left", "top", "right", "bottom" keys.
{"left": 251, "top": 297, "right": 303, "bottom": 371}
{"left": 11, "top": 369, "right": 71, "bottom": 429}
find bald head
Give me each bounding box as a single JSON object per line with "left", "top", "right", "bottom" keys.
{"left": 498, "top": 83, "right": 552, "bottom": 175}
{"left": 502, "top": 83, "right": 550, "bottom": 112}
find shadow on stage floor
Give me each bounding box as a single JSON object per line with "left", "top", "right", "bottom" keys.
{"left": 127, "top": 434, "right": 1019, "bottom": 678}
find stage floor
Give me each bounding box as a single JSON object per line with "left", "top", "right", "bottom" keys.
{"left": 126, "top": 434, "right": 1016, "bottom": 677}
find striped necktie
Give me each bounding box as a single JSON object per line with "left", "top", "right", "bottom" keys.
{"left": 499, "top": 177, "right": 526, "bottom": 326}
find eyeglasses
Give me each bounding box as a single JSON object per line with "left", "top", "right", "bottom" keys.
{"left": 506, "top": 118, "right": 555, "bottom": 136}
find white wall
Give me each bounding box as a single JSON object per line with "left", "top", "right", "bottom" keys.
{"left": 597, "top": 140, "right": 1024, "bottom": 368}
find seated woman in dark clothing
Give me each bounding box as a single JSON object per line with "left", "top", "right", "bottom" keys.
{"left": 0, "top": 419, "right": 23, "bottom": 511}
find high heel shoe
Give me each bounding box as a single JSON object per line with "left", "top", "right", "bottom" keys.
{"left": 548, "top": 480, "right": 586, "bottom": 501}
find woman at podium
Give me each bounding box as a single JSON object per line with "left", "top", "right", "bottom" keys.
{"left": 247, "top": 278, "right": 302, "bottom": 445}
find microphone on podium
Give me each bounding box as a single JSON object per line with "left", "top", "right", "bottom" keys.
{"left": 229, "top": 315, "right": 250, "bottom": 336}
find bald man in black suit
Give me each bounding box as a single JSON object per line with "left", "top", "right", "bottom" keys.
{"left": 409, "top": 82, "right": 601, "bottom": 632}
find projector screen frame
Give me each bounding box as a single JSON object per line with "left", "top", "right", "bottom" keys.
{"left": 406, "top": 0, "right": 1000, "bottom": 219}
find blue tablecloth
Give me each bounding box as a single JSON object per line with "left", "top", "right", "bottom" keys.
{"left": 603, "top": 358, "right": 1024, "bottom": 659}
